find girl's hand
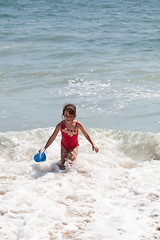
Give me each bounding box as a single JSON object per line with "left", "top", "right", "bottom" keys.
{"left": 38, "top": 147, "right": 45, "bottom": 158}
{"left": 39, "top": 147, "right": 45, "bottom": 153}
{"left": 92, "top": 145, "right": 99, "bottom": 153}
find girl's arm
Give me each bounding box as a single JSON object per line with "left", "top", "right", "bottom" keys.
{"left": 78, "top": 122, "right": 99, "bottom": 153}
{"left": 44, "top": 122, "right": 61, "bottom": 151}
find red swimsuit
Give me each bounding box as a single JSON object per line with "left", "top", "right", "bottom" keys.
{"left": 61, "top": 121, "right": 79, "bottom": 152}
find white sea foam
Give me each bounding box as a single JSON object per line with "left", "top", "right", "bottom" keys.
{"left": 1, "top": 128, "right": 160, "bottom": 239}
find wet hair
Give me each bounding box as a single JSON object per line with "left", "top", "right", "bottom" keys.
{"left": 62, "top": 104, "right": 77, "bottom": 117}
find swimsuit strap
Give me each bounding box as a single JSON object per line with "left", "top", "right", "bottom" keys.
{"left": 61, "top": 120, "right": 78, "bottom": 131}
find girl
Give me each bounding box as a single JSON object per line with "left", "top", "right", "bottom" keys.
{"left": 41, "top": 104, "right": 99, "bottom": 169}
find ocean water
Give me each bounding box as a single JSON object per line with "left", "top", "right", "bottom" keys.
{"left": 1, "top": 0, "right": 160, "bottom": 132}
{"left": 1, "top": 0, "right": 160, "bottom": 239}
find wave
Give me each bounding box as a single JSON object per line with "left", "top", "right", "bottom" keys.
{"left": 105, "top": 129, "right": 160, "bottom": 161}
{"left": 1, "top": 128, "right": 160, "bottom": 165}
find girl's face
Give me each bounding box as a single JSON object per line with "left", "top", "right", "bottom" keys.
{"left": 64, "top": 110, "right": 75, "bottom": 123}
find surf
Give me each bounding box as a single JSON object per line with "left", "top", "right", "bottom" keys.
{"left": 1, "top": 127, "right": 160, "bottom": 240}
{"left": 1, "top": 127, "right": 160, "bottom": 165}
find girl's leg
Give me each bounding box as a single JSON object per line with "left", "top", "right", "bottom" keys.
{"left": 58, "top": 145, "right": 79, "bottom": 169}
{"left": 69, "top": 146, "right": 79, "bottom": 161}
{"left": 61, "top": 145, "right": 79, "bottom": 162}
{"left": 56, "top": 145, "right": 68, "bottom": 170}
{"left": 61, "top": 145, "right": 68, "bottom": 164}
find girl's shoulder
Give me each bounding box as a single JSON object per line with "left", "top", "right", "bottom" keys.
{"left": 56, "top": 121, "right": 63, "bottom": 129}
{"left": 76, "top": 121, "right": 83, "bottom": 129}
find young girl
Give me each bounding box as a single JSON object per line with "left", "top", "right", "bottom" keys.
{"left": 41, "top": 104, "right": 99, "bottom": 169}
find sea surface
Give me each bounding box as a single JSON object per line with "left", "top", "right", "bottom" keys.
{"left": 1, "top": 0, "right": 160, "bottom": 239}
{"left": 1, "top": 0, "right": 160, "bottom": 132}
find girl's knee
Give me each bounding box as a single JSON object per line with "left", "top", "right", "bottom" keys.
{"left": 66, "top": 151, "right": 76, "bottom": 161}
{"left": 70, "top": 151, "right": 76, "bottom": 161}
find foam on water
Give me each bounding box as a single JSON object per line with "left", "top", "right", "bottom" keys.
{"left": 1, "top": 128, "right": 160, "bottom": 239}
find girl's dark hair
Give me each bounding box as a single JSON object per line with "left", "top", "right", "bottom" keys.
{"left": 62, "top": 104, "right": 76, "bottom": 117}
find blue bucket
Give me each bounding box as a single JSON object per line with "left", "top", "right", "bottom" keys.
{"left": 34, "top": 152, "right": 46, "bottom": 162}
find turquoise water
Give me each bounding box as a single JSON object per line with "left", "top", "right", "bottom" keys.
{"left": 0, "top": 0, "right": 160, "bottom": 132}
